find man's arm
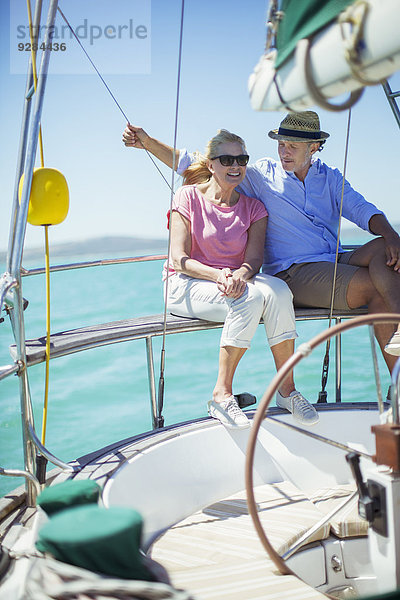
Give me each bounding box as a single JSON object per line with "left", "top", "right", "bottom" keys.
{"left": 122, "top": 124, "right": 179, "bottom": 170}
{"left": 369, "top": 214, "right": 400, "bottom": 272}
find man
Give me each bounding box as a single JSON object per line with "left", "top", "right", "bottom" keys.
{"left": 122, "top": 111, "right": 400, "bottom": 378}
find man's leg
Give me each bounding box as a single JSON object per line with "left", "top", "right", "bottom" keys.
{"left": 277, "top": 253, "right": 400, "bottom": 373}
{"left": 346, "top": 238, "right": 400, "bottom": 371}
{"left": 347, "top": 238, "right": 400, "bottom": 313}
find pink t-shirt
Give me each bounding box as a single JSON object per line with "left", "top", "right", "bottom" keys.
{"left": 167, "top": 185, "right": 268, "bottom": 276}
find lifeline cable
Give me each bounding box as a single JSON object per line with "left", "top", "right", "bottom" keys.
{"left": 318, "top": 108, "right": 352, "bottom": 403}
{"left": 57, "top": 6, "right": 173, "bottom": 192}
{"left": 157, "top": 0, "right": 186, "bottom": 427}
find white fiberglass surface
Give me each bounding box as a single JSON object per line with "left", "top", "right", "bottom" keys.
{"left": 103, "top": 408, "right": 379, "bottom": 545}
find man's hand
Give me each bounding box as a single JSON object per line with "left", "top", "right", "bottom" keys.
{"left": 384, "top": 233, "right": 400, "bottom": 272}
{"left": 122, "top": 123, "right": 150, "bottom": 149}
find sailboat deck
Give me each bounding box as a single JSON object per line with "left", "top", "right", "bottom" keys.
{"left": 150, "top": 480, "right": 367, "bottom": 600}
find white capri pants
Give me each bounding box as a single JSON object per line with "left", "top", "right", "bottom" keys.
{"left": 166, "top": 273, "right": 298, "bottom": 349}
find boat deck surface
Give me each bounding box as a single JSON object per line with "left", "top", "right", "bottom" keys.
{"left": 150, "top": 479, "right": 365, "bottom": 599}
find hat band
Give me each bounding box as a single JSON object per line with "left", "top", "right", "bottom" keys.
{"left": 278, "top": 127, "right": 322, "bottom": 140}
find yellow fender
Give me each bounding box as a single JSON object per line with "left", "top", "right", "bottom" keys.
{"left": 19, "top": 167, "right": 69, "bottom": 226}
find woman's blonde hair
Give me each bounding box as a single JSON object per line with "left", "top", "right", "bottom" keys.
{"left": 182, "top": 129, "right": 247, "bottom": 185}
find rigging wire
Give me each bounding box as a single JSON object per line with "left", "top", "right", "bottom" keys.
{"left": 318, "top": 108, "right": 352, "bottom": 403}
{"left": 57, "top": 2, "right": 186, "bottom": 427}
{"left": 157, "top": 0, "right": 186, "bottom": 428}
{"left": 26, "top": 0, "right": 45, "bottom": 167}
{"left": 56, "top": 6, "right": 173, "bottom": 192}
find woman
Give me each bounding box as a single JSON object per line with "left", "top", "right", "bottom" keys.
{"left": 163, "top": 129, "right": 318, "bottom": 428}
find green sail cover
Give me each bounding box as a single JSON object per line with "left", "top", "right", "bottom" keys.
{"left": 36, "top": 505, "right": 155, "bottom": 581}
{"left": 37, "top": 480, "right": 101, "bottom": 516}
{"left": 275, "top": 0, "right": 355, "bottom": 69}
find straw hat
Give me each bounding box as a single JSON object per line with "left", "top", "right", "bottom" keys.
{"left": 268, "top": 111, "right": 330, "bottom": 142}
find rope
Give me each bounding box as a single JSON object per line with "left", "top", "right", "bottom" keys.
{"left": 41, "top": 225, "right": 51, "bottom": 445}
{"left": 56, "top": 6, "right": 173, "bottom": 192}
{"left": 157, "top": 0, "right": 186, "bottom": 427}
{"left": 318, "top": 108, "right": 352, "bottom": 403}
{"left": 339, "top": 0, "right": 385, "bottom": 87}
{"left": 297, "top": 38, "right": 364, "bottom": 113}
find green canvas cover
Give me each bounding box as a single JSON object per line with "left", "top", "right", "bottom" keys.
{"left": 36, "top": 505, "right": 155, "bottom": 581}
{"left": 275, "top": 0, "right": 355, "bottom": 69}
{"left": 37, "top": 479, "right": 101, "bottom": 516}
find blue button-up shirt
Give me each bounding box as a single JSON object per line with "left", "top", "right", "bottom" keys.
{"left": 177, "top": 150, "right": 383, "bottom": 275}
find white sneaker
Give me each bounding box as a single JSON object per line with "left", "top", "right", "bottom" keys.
{"left": 276, "top": 390, "right": 319, "bottom": 426}
{"left": 208, "top": 396, "right": 250, "bottom": 429}
{"left": 385, "top": 331, "right": 400, "bottom": 356}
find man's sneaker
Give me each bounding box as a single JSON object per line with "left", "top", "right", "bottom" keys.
{"left": 385, "top": 331, "right": 400, "bottom": 356}
{"left": 276, "top": 390, "right": 319, "bottom": 426}
{"left": 208, "top": 396, "right": 250, "bottom": 429}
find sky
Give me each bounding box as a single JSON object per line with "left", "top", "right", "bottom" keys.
{"left": 1, "top": 0, "right": 399, "bottom": 253}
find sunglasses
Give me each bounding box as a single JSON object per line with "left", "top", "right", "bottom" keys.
{"left": 211, "top": 154, "right": 250, "bottom": 167}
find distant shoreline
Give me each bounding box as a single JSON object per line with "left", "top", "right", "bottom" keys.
{"left": 1, "top": 224, "right": 399, "bottom": 264}
{"left": 0, "top": 236, "right": 168, "bottom": 263}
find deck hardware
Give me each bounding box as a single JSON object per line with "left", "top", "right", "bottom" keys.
{"left": 346, "top": 452, "right": 383, "bottom": 528}
{"left": 17, "top": 359, "right": 25, "bottom": 375}
{"left": 35, "top": 454, "right": 48, "bottom": 485}
{"left": 367, "top": 479, "right": 388, "bottom": 537}
{"left": 331, "top": 554, "right": 342, "bottom": 572}
{"left": 327, "top": 585, "right": 357, "bottom": 598}
{"left": 317, "top": 354, "right": 329, "bottom": 403}
{"left": 236, "top": 393, "right": 256, "bottom": 409}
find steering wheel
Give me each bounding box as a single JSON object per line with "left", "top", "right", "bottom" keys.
{"left": 245, "top": 313, "right": 400, "bottom": 575}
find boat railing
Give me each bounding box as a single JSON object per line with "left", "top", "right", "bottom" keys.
{"left": 18, "top": 253, "right": 169, "bottom": 277}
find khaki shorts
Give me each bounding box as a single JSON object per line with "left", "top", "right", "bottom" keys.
{"left": 275, "top": 251, "right": 359, "bottom": 310}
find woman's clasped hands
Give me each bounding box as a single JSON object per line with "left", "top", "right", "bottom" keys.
{"left": 217, "top": 268, "right": 247, "bottom": 299}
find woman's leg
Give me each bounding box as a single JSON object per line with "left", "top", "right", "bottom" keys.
{"left": 251, "top": 275, "right": 318, "bottom": 424}
{"left": 213, "top": 346, "right": 247, "bottom": 403}
{"left": 251, "top": 274, "right": 297, "bottom": 395}
{"left": 168, "top": 272, "right": 264, "bottom": 371}
{"left": 169, "top": 274, "right": 296, "bottom": 393}
{"left": 251, "top": 274, "right": 297, "bottom": 346}
{"left": 167, "top": 275, "right": 263, "bottom": 426}
{"left": 167, "top": 273, "right": 265, "bottom": 346}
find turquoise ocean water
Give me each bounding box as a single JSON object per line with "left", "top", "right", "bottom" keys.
{"left": 0, "top": 248, "right": 390, "bottom": 498}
